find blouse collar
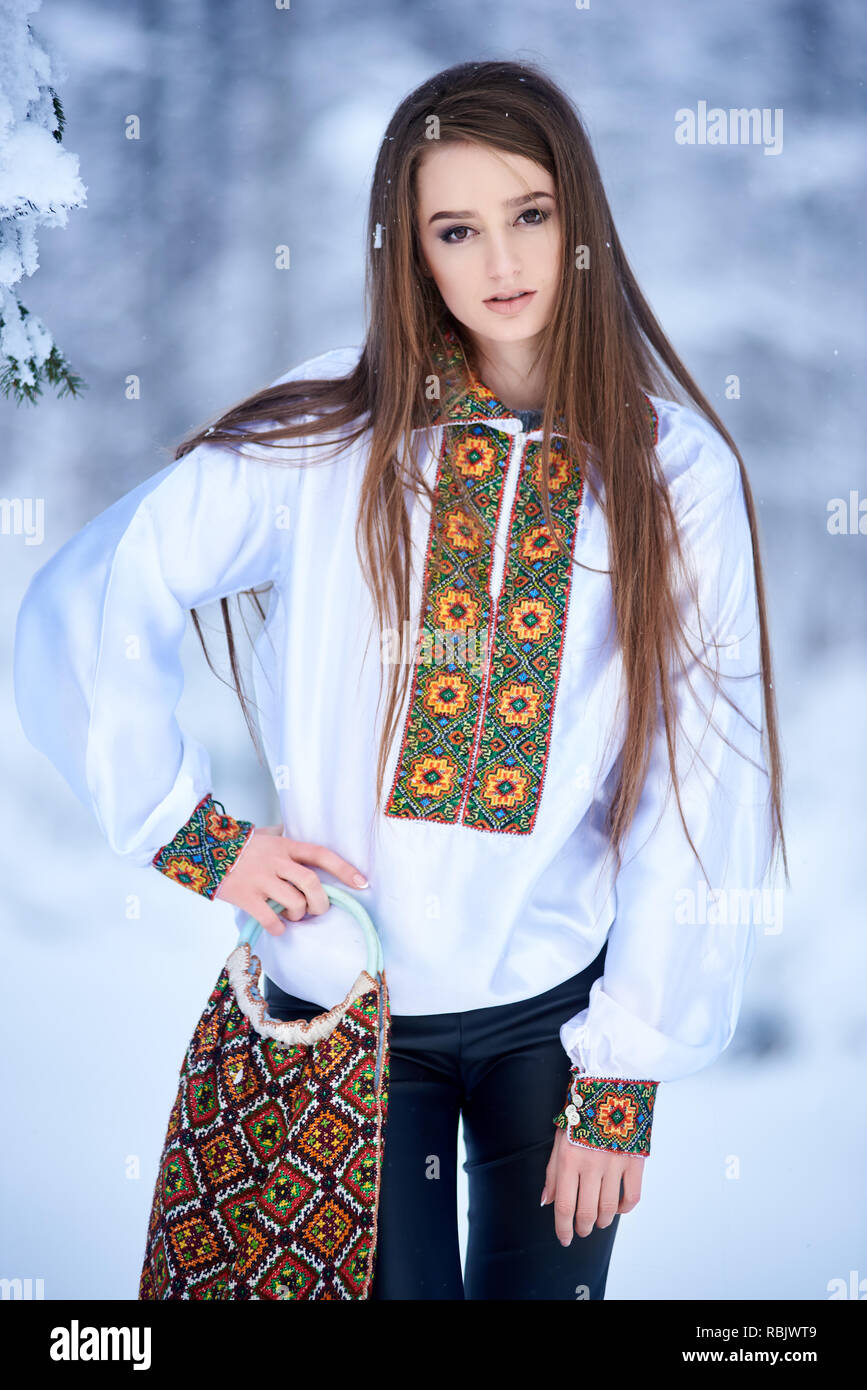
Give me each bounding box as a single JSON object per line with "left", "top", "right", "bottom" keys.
{"left": 426, "top": 322, "right": 658, "bottom": 446}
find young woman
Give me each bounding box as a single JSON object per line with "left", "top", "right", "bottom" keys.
{"left": 13, "top": 59, "right": 785, "bottom": 1300}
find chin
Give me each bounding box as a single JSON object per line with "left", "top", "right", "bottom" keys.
{"left": 472, "top": 312, "right": 546, "bottom": 338}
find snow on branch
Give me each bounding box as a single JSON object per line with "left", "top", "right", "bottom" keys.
{"left": 0, "top": 0, "right": 87, "bottom": 403}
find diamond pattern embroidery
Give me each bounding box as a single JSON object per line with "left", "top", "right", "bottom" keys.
{"left": 552, "top": 1073, "right": 658, "bottom": 1156}
{"left": 138, "top": 951, "right": 390, "bottom": 1300}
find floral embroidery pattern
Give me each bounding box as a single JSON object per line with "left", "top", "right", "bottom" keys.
{"left": 461, "top": 435, "right": 583, "bottom": 832}
{"left": 152, "top": 792, "right": 254, "bottom": 900}
{"left": 552, "top": 1068, "right": 658, "bottom": 1157}
{"left": 384, "top": 327, "right": 659, "bottom": 833}
{"left": 384, "top": 423, "right": 513, "bottom": 824}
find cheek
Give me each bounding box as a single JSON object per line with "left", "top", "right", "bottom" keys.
{"left": 528, "top": 223, "right": 559, "bottom": 274}
{"left": 419, "top": 234, "right": 442, "bottom": 282}
{"left": 424, "top": 241, "right": 466, "bottom": 296}
{"left": 542, "top": 225, "right": 563, "bottom": 279}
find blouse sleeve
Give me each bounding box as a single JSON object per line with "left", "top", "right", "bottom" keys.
{"left": 553, "top": 423, "right": 775, "bottom": 1157}
{"left": 13, "top": 433, "right": 295, "bottom": 876}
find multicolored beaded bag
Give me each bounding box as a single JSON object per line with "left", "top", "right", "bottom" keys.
{"left": 138, "top": 884, "right": 390, "bottom": 1299}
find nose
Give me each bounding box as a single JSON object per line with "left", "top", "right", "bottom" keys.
{"left": 484, "top": 231, "right": 522, "bottom": 287}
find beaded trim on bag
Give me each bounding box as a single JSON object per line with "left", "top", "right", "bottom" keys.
{"left": 226, "top": 943, "right": 378, "bottom": 1047}
{"left": 152, "top": 793, "right": 255, "bottom": 900}
{"left": 552, "top": 1067, "right": 658, "bottom": 1158}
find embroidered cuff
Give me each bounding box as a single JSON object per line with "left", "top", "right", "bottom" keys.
{"left": 553, "top": 1067, "right": 658, "bottom": 1157}
{"left": 151, "top": 793, "right": 255, "bottom": 900}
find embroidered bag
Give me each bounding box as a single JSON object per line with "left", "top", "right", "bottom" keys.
{"left": 139, "top": 883, "right": 390, "bottom": 1299}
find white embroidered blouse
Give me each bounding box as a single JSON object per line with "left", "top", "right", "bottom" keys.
{"left": 13, "top": 329, "right": 774, "bottom": 1153}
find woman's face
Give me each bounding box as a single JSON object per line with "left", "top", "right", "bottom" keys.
{"left": 415, "top": 140, "right": 561, "bottom": 349}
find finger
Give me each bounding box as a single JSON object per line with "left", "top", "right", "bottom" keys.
{"left": 247, "top": 896, "right": 295, "bottom": 938}
{"left": 573, "top": 1151, "right": 603, "bottom": 1238}
{"left": 596, "top": 1161, "right": 623, "bottom": 1230}
{"left": 283, "top": 840, "right": 369, "bottom": 890}
{"left": 264, "top": 875, "right": 311, "bottom": 922}
{"left": 618, "top": 1156, "right": 645, "bottom": 1213}
{"left": 553, "top": 1152, "right": 581, "bottom": 1246}
{"left": 273, "top": 861, "right": 332, "bottom": 917}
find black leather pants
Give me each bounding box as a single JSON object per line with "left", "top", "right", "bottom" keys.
{"left": 263, "top": 940, "right": 620, "bottom": 1300}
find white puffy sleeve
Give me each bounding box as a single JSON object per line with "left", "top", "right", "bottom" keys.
{"left": 13, "top": 432, "right": 295, "bottom": 886}
{"left": 553, "top": 415, "right": 775, "bottom": 1156}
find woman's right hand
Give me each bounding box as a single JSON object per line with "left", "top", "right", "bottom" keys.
{"left": 214, "top": 825, "right": 369, "bottom": 935}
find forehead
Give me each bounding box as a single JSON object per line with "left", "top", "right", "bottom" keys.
{"left": 415, "top": 141, "right": 554, "bottom": 208}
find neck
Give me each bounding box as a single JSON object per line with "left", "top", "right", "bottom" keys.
{"left": 466, "top": 330, "right": 547, "bottom": 413}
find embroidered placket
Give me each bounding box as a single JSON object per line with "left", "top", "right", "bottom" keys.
{"left": 383, "top": 324, "right": 658, "bottom": 834}
{"left": 384, "top": 420, "right": 584, "bottom": 833}
{"left": 453, "top": 425, "right": 526, "bottom": 825}
{"left": 461, "top": 430, "right": 584, "bottom": 831}
{"left": 384, "top": 422, "right": 516, "bottom": 825}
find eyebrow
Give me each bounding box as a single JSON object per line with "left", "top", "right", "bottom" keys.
{"left": 427, "top": 190, "right": 555, "bottom": 225}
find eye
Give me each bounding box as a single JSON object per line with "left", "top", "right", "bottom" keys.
{"left": 438, "top": 207, "right": 552, "bottom": 244}
{"left": 518, "top": 206, "right": 551, "bottom": 227}
{"left": 439, "top": 224, "right": 473, "bottom": 245}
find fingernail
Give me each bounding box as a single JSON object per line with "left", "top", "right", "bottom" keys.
{"left": 539, "top": 1190, "right": 547, "bottom": 1206}
{"left": 353, "top": 874, "right": 369, "bottom": 888}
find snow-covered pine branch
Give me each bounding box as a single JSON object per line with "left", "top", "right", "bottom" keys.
{"left": 0, "top": 0, "right": 87, "bottom": 403}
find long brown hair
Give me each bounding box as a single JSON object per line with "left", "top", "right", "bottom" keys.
{"left": 177, "top": 58, "right": 787, "bottom": 883}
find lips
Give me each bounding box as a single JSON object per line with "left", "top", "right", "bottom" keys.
{"left": 485, "top": 290, "right": 533, "bottom": 302}
{"left": 483, "top": 289, "right": 538, "bottom": 316}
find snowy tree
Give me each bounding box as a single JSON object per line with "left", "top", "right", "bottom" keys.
{"left": 0, "top": 0, "right": 86, "bottom": 403}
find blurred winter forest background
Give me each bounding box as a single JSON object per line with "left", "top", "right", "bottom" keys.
{"left": 2, "top": 0, "right": 865, "bottom": 1301}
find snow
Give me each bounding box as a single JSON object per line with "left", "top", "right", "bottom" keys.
{"left": 0, "top": 0, "right": 86, "bottom": 389}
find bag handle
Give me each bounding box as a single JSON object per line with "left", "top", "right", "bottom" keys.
{"left": 234, "top": 884, "right": 384, "bottom": 978}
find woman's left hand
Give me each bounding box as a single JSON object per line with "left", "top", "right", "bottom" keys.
{"left": 541, "top": 1126, "right": 645, "bottom": 1244}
